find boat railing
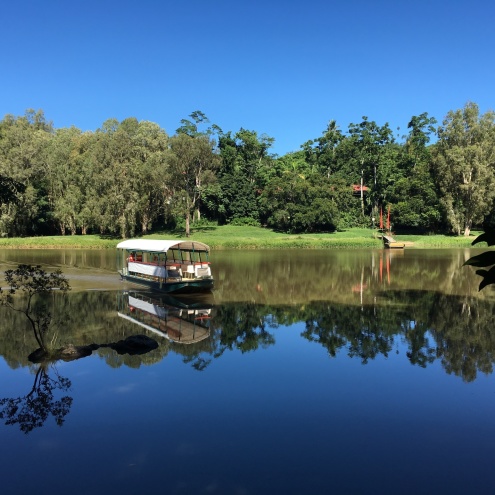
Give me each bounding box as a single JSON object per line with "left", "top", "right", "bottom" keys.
{"left": 126, "top": 257, "right": 211, "bottom": 281}
{"left": 128, "top": 261, "right": 166, "bottom": 279}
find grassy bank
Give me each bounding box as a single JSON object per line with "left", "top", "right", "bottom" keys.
{"left": 0, "top": 226, "right": 484, "bottom": 249}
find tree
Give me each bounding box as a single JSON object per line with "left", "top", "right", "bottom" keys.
{"left": 234, "top": 128, "right": 275, "bottom": 184}
{"left": 258, "top": 172, "right": 340, "bottom": 233}
{"left": 46, "top": 126, "right": 84, "bottom": 235}
{"left": 174, "top": 111, "right": 223, "bottom": 225}
{"left": 176, "top": 110, "right": 222, "bottom": 138}
{"left": 83, "top": 118, "right": 170, "bottom": 238}
{"left": 0, "top": 109, "right": 53, "bottom": 236}
{"left": 388, "top": 168, "right": 441, "bottom": 231}
{"left": 0, "top": 175, "right": 25, "bottom": 205}
{"left": 168, "top": 133, "right": 220, "bottom": 236}
{"left": 433, "top": 102, "right": 495, "bottom": 236}
{"left": 301, "top": 120, "right": 343, "bottom": 177}
{"left": 346, "top": 117, "right": 394, "bottom": 216}
{"left": 205, "top": 129, "right": 275, "bottom": 225}
{"left": 405, "top": 112, "right": 437, "bottom": 169}
{"left": 102, "top": 117, "right": 142, "bottom": 238}
{"left": 0, "top": 265, "right": 70, "bottom": 353}
{"left": 387, "top": 113, "right": 440, "bottom": 232}
{"left": 131, "top": 120, "right": 170, "bottom": 234}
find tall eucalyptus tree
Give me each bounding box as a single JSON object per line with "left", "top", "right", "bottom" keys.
{"left": 89, "top": 118, "right": 170, "bottom": 238}
{"left": 132, "top": 121, "right": 170, "bottom": 234}
{"left": 46, "top": 126, "right": 84, "bottom": 235}
{"left": 433, "top": 102, "right": 495, "bottom": 236}
{"left": 168, "top": 133, "right": 220, "bottom": 236}
{"left": 0, "top": 109, "right": 53, "bottom": 236}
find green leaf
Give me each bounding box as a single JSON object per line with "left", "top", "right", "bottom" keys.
{"left": 472, "top": 231, "right": 495, "bottom": 246}
{"left": 476, "top": 266, "right": 495, "bottom": 291}
{"left": 463, "top": 250, "right": 495, "bottom": 267}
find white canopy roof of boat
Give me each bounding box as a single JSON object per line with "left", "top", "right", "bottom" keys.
{"left": 116, "top": 239, "right": 210, "bottom": 253}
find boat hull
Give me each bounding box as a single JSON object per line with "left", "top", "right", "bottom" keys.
{"left": 121, "top": 273, "right": 214, "bottom": 293}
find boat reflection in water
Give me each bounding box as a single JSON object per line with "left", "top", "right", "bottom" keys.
{"left": 117, "top": 290, "right": 213, "bottom": 344}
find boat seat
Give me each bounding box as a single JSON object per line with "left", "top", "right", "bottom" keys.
{"left": 181, "top": 264, "right": 195, "bottom": 279}
{"left": 167, "top": 268, "right": 181, "bottom": 277}
{"left": 196, "top": 267, "right": 210, "bottom": 277}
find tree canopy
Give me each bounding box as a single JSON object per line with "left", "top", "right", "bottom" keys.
{"left": 1, "top": 103, "right": 494, "bottom": 238}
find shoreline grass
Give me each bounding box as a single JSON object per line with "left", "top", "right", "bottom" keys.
{"left": 0, "top": 226, "right": 485, "bottom": 250}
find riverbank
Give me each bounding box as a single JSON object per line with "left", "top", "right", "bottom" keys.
{"left": 0, "top": 226, "right": 484, "bottom": 249}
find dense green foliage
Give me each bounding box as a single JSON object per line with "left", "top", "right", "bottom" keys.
{"left": 1, "top": 103, "right": 494, "bottom": 238}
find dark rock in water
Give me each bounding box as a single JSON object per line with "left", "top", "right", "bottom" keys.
{"left": 59, "top": 344, "right": 93, "bottom": 361}
{"left": 109, "top": 335, "right": 159, "bottom": 355}
{"left": 28, "top": 344, "right": 94, "bottom": 363}
{"left": 28, "top": 348, "right": 49, "bottom": 363}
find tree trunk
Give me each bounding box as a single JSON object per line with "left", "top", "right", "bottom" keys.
{"left": 26, "top": 313, "right": 46, "bottom": 351}
{"left": 360, "top": 169, "right": 365, "bottom": 216}
{"left": 185, "top": 210, "right": 190, "bottom": 237}
{"left": 120, "top": 214, "right": 127, "bottom": 239}
{"left": 141, "top": 213, "right": 150, "bottom": 235}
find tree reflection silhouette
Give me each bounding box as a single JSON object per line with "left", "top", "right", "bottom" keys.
{"left": 2, "top": 287, "right": 495, "bottom": 384}
{"left": 169, "top": 303, "right": 277, "bottom": 371}
{"left": 0, "top": 364, "right": 72, "bottom": 434}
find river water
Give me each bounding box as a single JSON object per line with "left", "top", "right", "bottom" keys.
{"left": 0, "top": 248, "right": 494, "bottom": 494}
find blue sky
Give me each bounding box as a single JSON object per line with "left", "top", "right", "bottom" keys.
{"left": 2, "top": 0, "right": 494, "bottom": 155}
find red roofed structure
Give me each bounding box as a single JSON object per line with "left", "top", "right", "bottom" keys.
{"left": 352, "top": 184, "right": 369, "bottom": 195}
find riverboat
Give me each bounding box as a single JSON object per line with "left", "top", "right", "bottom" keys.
{"left": 117, "top": 239, "right": 214, "bottom": 293}
{"left": 117, "top": 290, "right": 212, "bottom": 344}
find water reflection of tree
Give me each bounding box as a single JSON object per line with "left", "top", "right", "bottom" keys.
{"left": 0, "top": 291, "right": 165, "bottom": 369}
{"left": 0, "top": 265, "right": 70, "bottom": 356}
{"left": 95, "top": 344, "right": 162, "bottom": 369}
{"left": 404, "top": 320, "right": 438, "bottom": 368}
{"left": 172, "top": 303, "right": 277, "bottom": 371}
{"left": 215, "top": 303, "right": 276, "bottom": 353}
{"left": 298, "top": 291, "right": 495, "bottom": 382}
{"left": 301, "top": 303, "right": 397, "bottom": 363}
{"left": 2, "top": 288, "right": 495, "bottom": 382}
{"left": 0, "top": 364, "right": 72, "bottom": 434}
{"left": 427, "top": 293, "right": 495, "bottom": 382}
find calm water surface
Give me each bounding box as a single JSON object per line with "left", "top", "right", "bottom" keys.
{"left": 1, "top": 248, "right": 494, "bottom": 494}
